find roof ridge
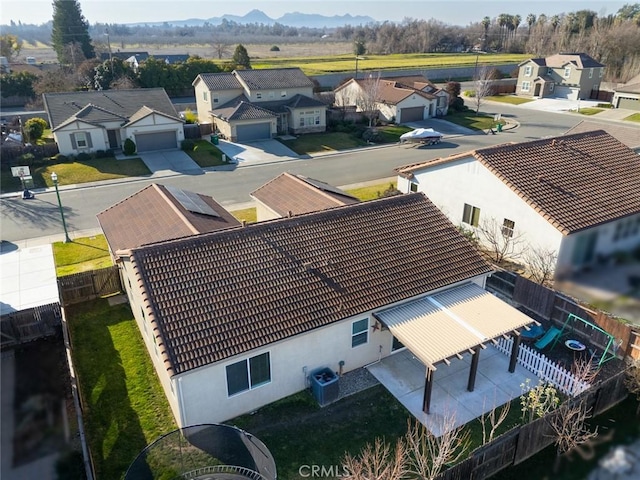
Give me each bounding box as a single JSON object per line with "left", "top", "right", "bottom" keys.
{"left": 290, "top": 173, "right": 352, "bottom": 206}
{"left": 155, "top": 184, "right": 200, "bottom": 235}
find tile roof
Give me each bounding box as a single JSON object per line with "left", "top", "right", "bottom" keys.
{"left": 616, "top": 82, "right": 640, "bottom": 94}
{"left": 251, "top": 173, "right": 359, "bottom": 217}
{"left": 342, "top": 78, "right": 436, "bottom": 105}
{"left": 212, "top": 97, "right": 276, "bottom": 121}
{"left": 43, "top": 88, "right": 179, "bottom": 130}
{"left": 545, "top": 53, "right": 604, "bottom": 69}
{"left": 54, "top": 103, "right": 128, "bottom": 130}
{"left": 381, "top": 75, "right": 441, "bottom": 93}
{"left": 396, "top": 131, "right": 640, "bottom": 234}
{"left": 234, "top": 67, "right": 315, "bottom": 90}
{"left": 125, "top": 193, "right": 492, "bottom": 375}
{"left": 564, "top": 120, "right": 640, "bottom": 149}
{"left": 194, "top": 72, "right": 243, "bottom": 91}
{"left": 97, "top": 183, "right": 240, "bottom": 253}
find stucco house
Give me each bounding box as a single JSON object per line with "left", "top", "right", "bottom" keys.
{"left": 612, "top": 73, "right": 640, "bottom": 111}
{"left": 396, "top": 130, "right": 640, "bottom": 278}
{"left": 250, "top": 172, "right": 359, "bottom": 221}
{"left": 192, "top": 68, "right": 327, "bottom": 142}
{"left": 516, "top": 53, "right": 605, "bottom": 100}
{"left": 113, "top": 193, "right": 535, "bottom": 426}
{"left": 43, "top": 88, "right": 183, "bottom": 155}
{"left": 334, "top": 75, "right": 448, "bottom": 123}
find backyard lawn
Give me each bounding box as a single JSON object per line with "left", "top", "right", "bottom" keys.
{"left": 52, "top": 235, "right": 112, "bottom": 276}
{"left": 67, "top": 299, "right": 177, "bottom": 480}
{"left": 280, "top": 132, "right": 367, "bottom": 154}
{"left": 185, "top": 139, "right": 229, "bottom": 167}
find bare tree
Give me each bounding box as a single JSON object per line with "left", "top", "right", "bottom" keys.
{"left": 471, "top": 66, "right": 494, "bottom": 114}
{"left": 570, "top": 355, "right": 599, "bottom": 395}
{"left": 624, "top": 358, "right": 640, "bottom": 415}
{"left": 478, "top": 400, "right": 511, "bottom": 444}
{"left": 477, "top": 217, "right": 525, "bottom": 265}
{"left": 343, "top": 437, "right": 408, "bottom": 480}
{"left": 405, "top": 416, "right": 470, "bottom": 480}
{"left": 549, "top": 400, "right": 599, "bottom": 473}
{"left": 356, "top": 73, "right": 382, "bottom": 127}
{"left": 212, "top": 38, "right": 230, "bottom": 59}
{"left": 524, "top": 245, "right": 558, "bottom": 286}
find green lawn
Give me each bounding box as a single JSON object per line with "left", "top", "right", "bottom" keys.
{"left": 446, "top": 111, "right": 504, "bottom": 131}
{"left": 374, "top": 125, "right": 413, "bottom": 143}
{"left": 230, "top": 207, "right": 257, "bottom": 223}
{"left": 52, "top": 235, "right": 112, "bottom": 276}
{"left": 67, "top": 299, "right": 177, "bottom": 480}
{"left": 573, "top": 107, "right": 604, "bottom": 116}
{"left": 486, "top": 95, "right": 534, "bottom": 105}
{"left": 280, "top": 132, "right": 367, "bottom": 154}
{"left": 346, "top": 181, "right": 399, "bottom": 201}
{"left": 624, "top": 113, "right": 640, "bottom": 123}
{"left": 185, "top": 139, "right": 229, "bottom": 167}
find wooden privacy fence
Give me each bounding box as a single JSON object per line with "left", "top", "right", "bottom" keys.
{"left": 57, "top": 266, "right": 122, "bottom": 306}
{"left": 434, "top": 370, "right": 628, "bottom": 480}
{"left": 0, "top": 302, "right": 61, "bottom": 348}
{"left": 495, "top": 337, "right": 590, "bottom": 395}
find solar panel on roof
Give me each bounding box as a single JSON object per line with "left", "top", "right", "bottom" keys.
{"left": 300, "top": 176, "right": 357, "bottom": 199}
{"left": 165, "top": 185, "right": 220, "bottom": 217}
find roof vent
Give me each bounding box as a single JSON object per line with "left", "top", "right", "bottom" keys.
{"left": 551, "top": 139, "right": 556, "bottom": 147}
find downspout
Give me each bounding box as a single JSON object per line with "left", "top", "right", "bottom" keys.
{"left": 177, "top": 376, "right": 187, "bottom": 428}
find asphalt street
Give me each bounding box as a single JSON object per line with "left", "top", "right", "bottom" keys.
{"left": 0, "top": 103, "right": 581, "bottom": 243}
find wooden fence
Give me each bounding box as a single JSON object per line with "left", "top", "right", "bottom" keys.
{"left": 0, "top": 302, "right": 61, "bottom": 348}
{"left": 57, "top": 266, "right": 123, "bottom": 306}
{"left": 435, "top": 370, "right": 628, "bottom": 480}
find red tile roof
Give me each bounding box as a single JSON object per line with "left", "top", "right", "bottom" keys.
{"left": 125, "top": 193, "right": 492, "bottom": 375}
{"left": 251, "top": 172, "right": 359, "bottom": 217}
{"left": 396, "top": 131, "right": 640, "bottom": 235}
{"left": 97, "top": 183, "right": 241, "bottom": 252}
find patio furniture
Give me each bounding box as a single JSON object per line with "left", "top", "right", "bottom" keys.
{"left": 534, "top": 326, "right": 561, "bottom": 350}
{"left": 520, "top": 324, "right": 545, "bottom": 342}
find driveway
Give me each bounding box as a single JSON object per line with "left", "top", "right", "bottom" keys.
{"left": 136, "top": 150, "right": 203, "bottom": 175}
{"left": 216, "top": 139, "right": 299, "bottom": 166}
{"left": 517, "top": 97, "right": 603, "bottom": 113}
{"left": 405, "top": 118, "right": 476, "bottom": 136}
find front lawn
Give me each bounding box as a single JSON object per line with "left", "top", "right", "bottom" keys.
{"left": 280, "top": 132, "right": 367, "bottom": 154}
{"left": 67, "top": 299, "right": 177, "bottom": 480}
{"left": 486, "top": 95, "right": 534, "bottom": 105}
{"left": 374, "top": 125, "right": 413, "bottom": 143}
{"left": 184, "top": 139, "right": 229, "bottom": 167}
{"left": 624, "top": 113, "right": 640, "bottom": 123}
{"left": 446, "top": 111, "right": 504, "bottom": 131}
{"left": 52, "top": 234, "right": 112, "bottom": 276}
{"left": 573, "top": 107, "right": 604, "bottom": 116}
{"left": 230, "top": 207, "right": 257, "bottom": 223}
{"left": 347, "top": 181, "right": 398, "bottom": 201}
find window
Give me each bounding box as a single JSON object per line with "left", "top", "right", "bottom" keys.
{"left": 269, "top": 91, "right": 275, "bottom": 99}
{"left": 589, "top": 68, "right": 593, "bottom": 79}
{"left": 352, "top": 319, "right": 368, "bottom": 348}
{"left": 226, "top": 352, "right": 271, "bottom": 396}
{"left": 524, "top": 65, "right": 532, "bottom": 77}
{"left": 299, "top": 110, "right": 320, "bottom": 127}
{"left": 203, "top": 91, "right": 208, "bottom": 101}
{"left": 521, "top": 81, "right": 531, "bottom": 92}
{"left": 256, "top": 92, "right": 262, "bottom": 99}
{"left": 462, "top": 203, "right": 481, "bottom": 227}
{"left": 75, "top": 132, "right": 88, "bottom": 148}
{"left": 549, "top": 83, "right": 555, "bottom": 92}
{"left": 410, "top": 182, "right": 418, "bottom": 193}
{"left": 564, "top": 67, "right": 571, "bottom": 78}
{"left": 213, "top": 94, "right": 219, "bottom": 104}
{"left": 502, "top": 219, "right": 515, "bottom": 238}
{"left": 599, "top": 69, "right": 604, "bottom": 78}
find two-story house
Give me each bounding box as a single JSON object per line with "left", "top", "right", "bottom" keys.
{"left": 516, "top": 53, "right": 605, "bottom": 100}
{"left": 192, "top": 68, "right": 327, "bottom": 142}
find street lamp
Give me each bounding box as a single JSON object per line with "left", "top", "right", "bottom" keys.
{"left": 51, "top": 172, "right": 71, "bottom": 243}
{"left": 355, "top": 56, "right": 365, "bottom": 80}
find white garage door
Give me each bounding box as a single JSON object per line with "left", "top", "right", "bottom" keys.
{"left": 399, "top": 107, "right": 425, "bottom": 123}
{"left": 135, "top": 131, "right": 178, "bottom": 152}
{"left": 236, "top": 123, "right": 271, "bottom": 142}
{"left": 553, "top": 86, "right": 579, "bottom": 100}
{"left": 617, "top": 97, "right": 640, "bottom": 111}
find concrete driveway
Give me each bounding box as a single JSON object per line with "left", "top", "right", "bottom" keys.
{"left": 216, "top": 139, "right": 299, "bottom": 166}
{"left": 518, "top": 98, "right": 603, "bottom": 112}
{"left": 137, "top": 150, "right": 203, "bottom": 175}
{"left": 405, "top": 118, "right": 477, "bottom": 136}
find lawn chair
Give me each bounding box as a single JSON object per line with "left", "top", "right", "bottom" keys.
{"left": 534, "top": 326, "right": 561, "bottom": 350}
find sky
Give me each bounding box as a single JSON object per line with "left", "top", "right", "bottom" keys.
{"left": 0, "top": 0, "right": 630, "bottom": 26}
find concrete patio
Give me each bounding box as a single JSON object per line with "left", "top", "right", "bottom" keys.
{"left": 367, "top": 346, "right": 538, "bottom": 436}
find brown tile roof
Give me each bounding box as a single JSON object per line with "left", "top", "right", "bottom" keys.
{"left": 97, "top": 183, "right": 240, "bottom": 252}
{"left": 125, "top": 193, "right": 492, "bottom": 375}
{"left": 616, "top": 82, "right": 640, "bottom": 94}
{"left": 376, "top": 80, "right": 435, "bottom": 105}
{"left": 251, "top": 173, "right": 359, "bottom": 217}
{"left": 564, "top": 120, "right": 640, "bottom": 149}
{"left": 234, "top": 67, "right": 314, "bottom": 90}
{"left": 396, "top": 131, "right": 640, "bottom": 234}
{"left": 545, "top": 53, "right": 604, "bottom": 69}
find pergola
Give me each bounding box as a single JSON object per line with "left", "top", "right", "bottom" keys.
{"left": 375, "top": 282, "right": 536, "bottom": 414}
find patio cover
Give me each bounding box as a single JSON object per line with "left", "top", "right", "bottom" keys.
{"left": 376, "top": 282, "right": 535, "bottom": 370}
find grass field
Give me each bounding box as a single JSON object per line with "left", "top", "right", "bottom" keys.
{"left": 486, "top": 95, "right": 534, "bottom": 105}
{"left": 446, "top": 111, "right": 502, "bottom": 131}
{"left": 280, "top": 132, "right": 367, "bottom": 154}
{"left": 52, "top": 234, "right": 112, "bottom": 276}
{"left": 574, "top": 107, "right": 604, "bottom": 116}
{"left": 185, "top": 139, "right": 228, "bottom": 167}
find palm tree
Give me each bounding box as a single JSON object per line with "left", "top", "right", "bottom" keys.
{"left": 481, "top": 16, "right": 491, "bottom": 49}
{"left": 527, "top": 13, "right": 536, "bottom": 30}
{"left": 513, "top": 14, "right": 522, "bottom": 40}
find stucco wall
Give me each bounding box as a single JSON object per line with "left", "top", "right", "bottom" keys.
{"left": 245, "top": 86, "right": 313, "bottom": 103}
{"left": 122, "top": 113, "right": 184, "bottom": 146}
{"left": 290, "top": 107, "right": 326, "bottom": 133}
{"left": 53, "top": 122, "right": 108, "bottom": 155}
{"left": 193, "top": 80, "right": 212, "bottom": 124}
{"left": 255, "top": 201, "right": 281, "bottom": 222}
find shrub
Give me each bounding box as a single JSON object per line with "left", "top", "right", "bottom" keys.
{"left": 270, "top": 45, "right": 280, "bottom": 51}
{"left": 76, "top": 152, "right": 91, "bottom": 162}
{"left": 362, "top": 128, "right": 381, "bottom": 143}
{"left": 596, "top": 103, "right": 613, "bottom": 109}
{"left": 52, "top": 153, "right": 68, "bottom": 163}
{"left": 94, "top": 149, "right": 107, "bottom": 158}
{"left": 181, "top": 139, "right": 195, "bottom": 151}
{"left": 17, "top": 153, "right": 36, "bottom": 167}
{"left": 450, "top": 97, "right": 466, "bottom": 112}
{"left": 123, "top": 138, "right": 136, "bottom": 155}
{"left": 463, "top": 90, "right": 476, "bottom": 97}
{"left": 105, "top": 149, "right": 114, "bottom": 157}
{"left": 23, "top": 117, "right": 48, "bottom": 143}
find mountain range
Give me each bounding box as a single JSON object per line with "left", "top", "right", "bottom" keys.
{"left": 128, "top": 9, "right": 376, "bottom": 29}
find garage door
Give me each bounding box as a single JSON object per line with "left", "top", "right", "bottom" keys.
{"left": 135, "top": 131, "right": 177, "bottom": 152}
{"left": 617, "top": 97, "right": 640, "bottom": 111}
{"left": 236, "top": 123, "right": 271, "bottom": 142}
{"left": 553, "top": 86, "right": 579, "bottom": 100}
{"left": 399, "top": 107, "right": 425, "bottom": 123}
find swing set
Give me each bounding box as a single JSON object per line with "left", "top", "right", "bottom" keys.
{"left": 550, "top": 313, "right": 619, "bottom": 367}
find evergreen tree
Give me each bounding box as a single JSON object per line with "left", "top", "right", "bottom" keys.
{"left": 51, "top": 0, "right": 95, "bottom": 66}
{"left": 232, "top": 44, "right": 251, "bottom": 69}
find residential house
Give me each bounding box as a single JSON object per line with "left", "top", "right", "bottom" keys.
{"left": 564, "top": 120, "right": 640, "bottom": 152}
{"left": 43, "top": 88, "right": 184, "bottom": 155}
{"left": 516, "top": 53, "right": 605, "bottom": 100}
{"left": 612, "top": 73, "right": 640, "bottom": 111}
{"left": 99, "top": 52, "right": 189, "bottom": 70}
{"left": 114, "top": 193, "right": 534, "bottom": 426}
{"left": 395, "top": 131, "right": 640, "bottom": 277}
{"left": 334, "top": 75, "right": 448, "bottom": 124}
{"left": 250, "top": 172, "right": 359, "bottom": 221}
{"left": 97, "top": 183, "right": 241, "bottom": 257}
{"left": 192, "top": 68, "right": 327, "bottom": 142}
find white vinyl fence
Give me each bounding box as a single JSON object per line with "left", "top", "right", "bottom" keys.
{"left": 496, "top": 337, "right": 590, "bottom": 396}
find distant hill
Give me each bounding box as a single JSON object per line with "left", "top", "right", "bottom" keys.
{"left": 127, "top": 9, "right": 375, "bottom": 28}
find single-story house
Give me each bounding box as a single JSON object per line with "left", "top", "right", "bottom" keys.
{"left": 43, "top": 88, "right": 184, "bottom": 155}
{"left": 334, "top": 75, "right": 448, "bottom": 123}
{"left": 395, "top": 130, "right": 640, "bottom": 277}
{"left": 516, "top": 53, "right": 605, "bottom": 100}
{"left": 612, "top": 73, "right": 640, "bottom": 111}
{"left": 192, "top": 68, "right": 327, "bottom": 142}
{"left": 564, "top": 120, "right": 640, "bottom": 152}
{"left": 97, "top": 183, "right": 240, "bottom": 258}
{"left": 250, "top": 172, "right": 359, "bottom": 221}
{"left": 115, "top": 193, "right": 534, "bottom": 426}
